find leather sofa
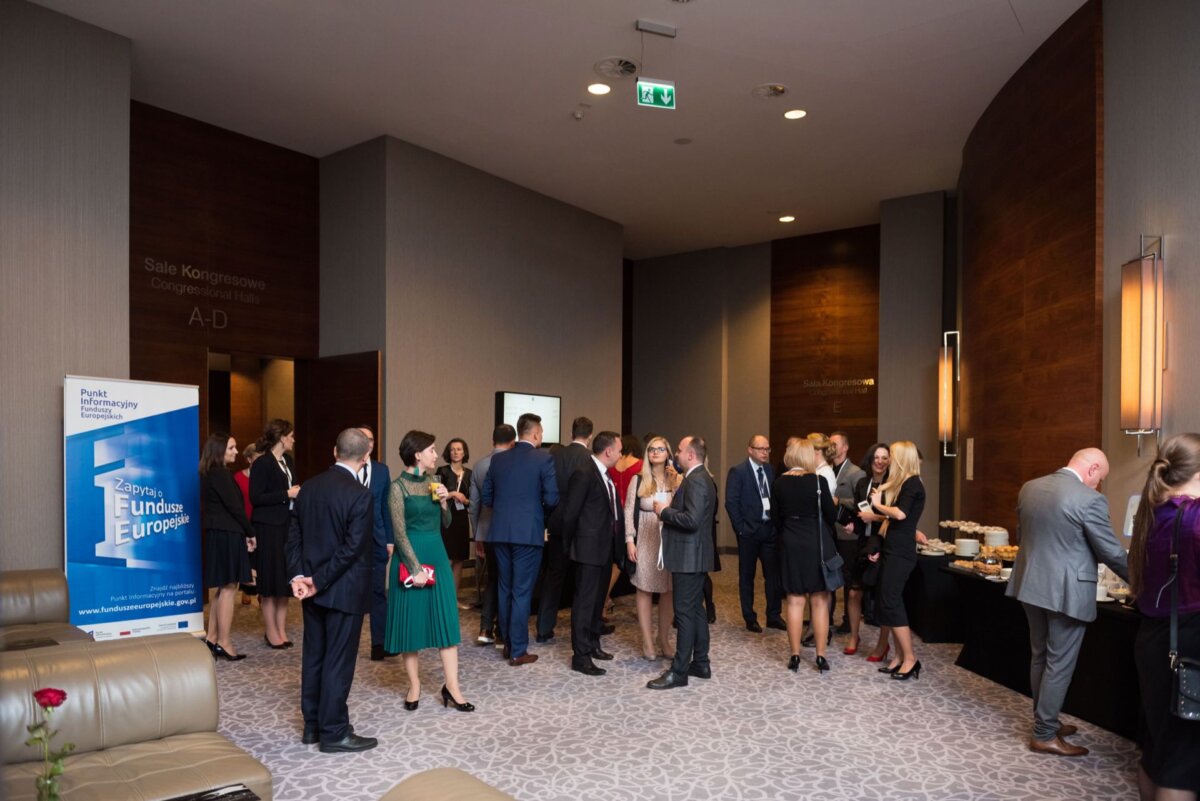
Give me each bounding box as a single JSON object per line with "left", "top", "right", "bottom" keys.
{"left": 379, "top": 768, "right": 517, "bottom": 800}
{"left": 1, "top": 633, "right": 272, "bottom": 800}
{"left": 0, "top": 569, "right": 91, "bottom": 650}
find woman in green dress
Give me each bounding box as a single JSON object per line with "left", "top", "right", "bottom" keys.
{"left": 385, "top": 430, "right": 475, "bottom": 712}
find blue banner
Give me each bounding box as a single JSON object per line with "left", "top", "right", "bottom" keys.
{"left": 64, "top": 377, "right": 202, "bottom": 639}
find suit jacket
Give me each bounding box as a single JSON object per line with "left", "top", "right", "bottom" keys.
{"left": 832, "top": 459, "right": 867, "bottom": 529}
{"left": 724, "top": 459, "right": 774, "bottom": 540}
{"left": 660, "top": 465, "right": 717, "bottom": 574}
{"left": 365, "top": 459, "right": 393, "bottom": 563}
{"left": 249, "top": 451, "right": 297, "bottom": 526}
{"left": 546, "top": 442, "right": 593, "bottom": 538}
{"left": 285, "top": 464, "right": 373, "bottom": 615}
{"left": 201, "top": 468, "right": 256, "bottom": 537}
{"left": 481, "top": 441, "right": 559, "bottom": 547}
{"left": 1006, "top": 468, "right": 1130, "bottom": 622}
{"left": 469, "top": 450, "right": 498, "bottom": 542}
{"left": 561, "top": 460, "right": 620, "bottom": 566}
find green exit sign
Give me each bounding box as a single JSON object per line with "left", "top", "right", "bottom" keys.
{"left": 636, "top": 77, "right": 675, "bottom": 110}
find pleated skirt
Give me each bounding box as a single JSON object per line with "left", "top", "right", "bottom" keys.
{"left": 384, "top": 528, "right": 461, "bottom": 653}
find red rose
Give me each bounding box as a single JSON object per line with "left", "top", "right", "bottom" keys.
{"left": 32, "top": 688, "right": 67, "bottom": 709}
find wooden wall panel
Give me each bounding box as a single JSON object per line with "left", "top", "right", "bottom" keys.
{"left": 770, "top": 226, "right": 880, "bottom": 459}
{"left": 958, "top": 0, "right": 1103, "bottom": 537}
{"left": 229, "top": 354, "right": 264, "bottom": 469}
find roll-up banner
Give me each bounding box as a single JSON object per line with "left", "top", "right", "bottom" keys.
{"left": 64, "top": 376, "right": 202, "bottom": 640}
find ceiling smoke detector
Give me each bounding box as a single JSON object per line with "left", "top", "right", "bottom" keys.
{"left": 594, "top": 57, "right": 640, "bottom": 80}
{"left": 751, "top": 83, "right": 788, "bottom": 99}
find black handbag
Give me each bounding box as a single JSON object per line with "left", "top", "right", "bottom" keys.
{"left": 1168, "top": 501, "right": 1200, "bottom": 720}
{"left": 816, "top": 478, "right": 845, "bottom": 592}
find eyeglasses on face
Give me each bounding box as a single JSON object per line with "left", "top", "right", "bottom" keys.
{"left": 647, "top": 446, "right": 668, "bottom": 454}
{"left": 750, "top": 446, "right": 771, "bottom": 452}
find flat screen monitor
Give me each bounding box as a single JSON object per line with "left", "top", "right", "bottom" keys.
{"left": 494, "top": 391, "right": 562, "bottom": 446}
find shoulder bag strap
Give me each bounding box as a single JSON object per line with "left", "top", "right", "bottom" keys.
{"left": 1170, "top": 501, "right": 1189, "bottom": 669}
{"left": 816, "top": 476, "right": 826, "bottom": 562}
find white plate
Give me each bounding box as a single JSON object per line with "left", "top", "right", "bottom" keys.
{"left": 985, "top": 575, "right": 1007, "bottom": 582}
{"left": 1097, "top": 596, "right": 1115, "bottom": 603}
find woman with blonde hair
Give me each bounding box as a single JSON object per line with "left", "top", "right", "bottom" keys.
{"left": 772, "top": 437, "right": 839, "bottom": 673}
{"left": 1129, "top": 433, "right": 1200, "bottom": 801}
{"left": 865, "top": 440, "right": 926, "bottom": 680}
{"left": 623, "top": 435, "right": 679, "bottom": 660}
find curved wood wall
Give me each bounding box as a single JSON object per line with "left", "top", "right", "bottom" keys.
{"left": 957, "top": 0, "right": 1103, "bottom": 536}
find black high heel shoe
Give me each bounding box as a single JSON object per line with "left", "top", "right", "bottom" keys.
{"left": 815, "top": 655, "right": 830, "bottom": 673}
{"left": 878, "top": 662, "right": 901, "bottom": 674}
{"left": 891, "top": 660, "right": 922, "bottom": 681}
{"left": 440, "top": 685, "right": 475, "bottom": 712}
{"left": 404, "top": 690, "right": 419, "bottom": 712}
{"left": 264, "top": 635, "right": 289, "bottom": 650}
{"left": 212, "top": 643, "right": 246, "bottom": 661}
{"left": 787, "top": 655, "right": 800, "bottom": 672}
{"left": 204, "top": 639, "right": 219, "bottom": 656}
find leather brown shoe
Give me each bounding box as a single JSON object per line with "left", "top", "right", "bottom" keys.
{"left": 1057, "top": 724, "right": 1078, "bottom": 737}
{"left": 1028, "top": 736, "right": 1088, "bottom": 757}
{"left": 509, "top": 653, "right": 539, "bottom": 666}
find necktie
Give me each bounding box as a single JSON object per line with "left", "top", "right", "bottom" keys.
{"left": 359, "top": 465, "right": 369, "bottom": 486}
{"left": 606, "top": 475, "right": 619, "bottom": 519}
{"left": 757, "top": 466, "right": 769, "bottom": 498}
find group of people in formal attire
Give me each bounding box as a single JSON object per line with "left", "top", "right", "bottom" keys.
{"left": 200, "top": 414, "right": 1200, "bottom": 797}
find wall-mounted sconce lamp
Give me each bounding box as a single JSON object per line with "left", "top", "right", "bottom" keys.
{"left": 1120, "top": 235, "right": 1165, "bottom": 454}
{"left": 939, "top": 330, "right": 960, "bottom": 457}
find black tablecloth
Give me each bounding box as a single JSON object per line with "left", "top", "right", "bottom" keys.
{"left": 944, "top": 564, "right": 1140, "bottom": 740}
{"left": 903, "top": 554, "right": 965, "bottom": 643}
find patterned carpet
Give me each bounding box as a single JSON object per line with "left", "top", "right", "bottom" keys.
{"left": 214, "top": 563, "right": 1140, "bottom": 801}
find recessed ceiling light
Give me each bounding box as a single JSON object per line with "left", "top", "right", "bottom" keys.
{"left": 779, "top": 215, "right": 796, "bottom": 223}
{"left": 783, "top": 109, "right": 807, "bottom": 120}
{"left": 588, "top": 83, "right": 611, "bottom": 96}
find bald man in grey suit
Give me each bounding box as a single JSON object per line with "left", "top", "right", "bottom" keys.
{"left": 1007, "top": 448, "right": 1129, "bottom": 757}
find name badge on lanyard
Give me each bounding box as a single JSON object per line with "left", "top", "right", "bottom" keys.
{"left": 761, "top": 496, "right": 771, "bottom": 516}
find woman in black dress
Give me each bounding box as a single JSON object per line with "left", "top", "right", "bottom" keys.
{"left": 435, "top": 438, "right": 472, "bottom": 608}
{"left": 844, "top": 443, "right": 889, "bottom": 656}
{"left": 867, "top": 440, "right": 926, "bottom": 681}
{"left": 1129, "top": 433, "right": 1200, "bottom": 801}
{"left": 199, "top": 432, "right": 255, "bottom": 661}
{"left": 249, "top": 418, "right": 300, "bottom": 649}
{"left": 772, "top": 437, "right": 839, "bottom": 673}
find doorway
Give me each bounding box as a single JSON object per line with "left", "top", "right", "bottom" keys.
{"left": 207, "top": 352, "right": 295, "bottom": 474}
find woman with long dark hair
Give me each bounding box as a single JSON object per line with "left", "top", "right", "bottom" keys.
{"left": 199, "top": 432, "right": 255, "bottom": 661}
{"left": 845, "top": 443, "right": 890, "bottom": 656}
{"left": 249, "top": 418, "right": 300, "bottom": 648}
{"left": 1129, "top": 433, "right": 1200, "bottom": 801}
{"left": 867, "top": 440, "right": 926, "bottom": 681}
{"left": 435, "top": 437, "right": 472, "bottom": 608}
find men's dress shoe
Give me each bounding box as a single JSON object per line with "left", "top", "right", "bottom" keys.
{"left": 745, "top": 621, "right": 763, "bottom": 633}
{"left": 686, "top": 663, "right": 712, "bottom": 679}
{"left": 836, "top": 620, "right": 852, "bottom": 635}
{"left": 591, "top": 648, "right": 614, "bottom": 661}
{"left": 572, "top": 660, "right": 606, "bottom": 676}
{"left": 535, "top": 633, "right": 554, "bottom": 643}
{"left": 1028, "top": 736, "right": 1089, "bottom": 757}
{"left": 647, "top": 670, "right": 689, "bottom": 690}
{"left": 600, "top": 624, "right": 616, "bottom": 636}
{"left": 319, "top": 733, "right": 378, "bottom": 753}
{"left": 801, "top": 632, "right": 815, "bottom": 648}
{"left": 765, "top": 619, "right": 787, "bottom": 631}
{"left": 1057, "top": 724, "right": 1078, "bottom": 737}
{"left": 302, "top": 729, "right": 319, "bottom": 745}
{"left": 509, "top": 653, "right": 539, "bottom": 666}
{"left": 502, "top": 644, "right": 512, "bottom": 660}
{"left": 370, "top": 644, "right": 385, "bottom": 661}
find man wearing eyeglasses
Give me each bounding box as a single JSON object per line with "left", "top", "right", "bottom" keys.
{"left": 724, "top": 435, "right": 785, "bottom": 633}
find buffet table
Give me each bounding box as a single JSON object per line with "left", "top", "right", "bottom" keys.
{"left": 944, "top": 564, "right": 1140, "bottom": 740}
{"left": 902, "top": 553, "right": 965, "bottom": 643}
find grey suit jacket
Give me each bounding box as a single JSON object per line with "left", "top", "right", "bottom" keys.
{"left": 1006, "top": 468, "right": 1130, "bottom": 622}
{"left": 832, "top": 460, "right": 866, "bottom": 537}
{"left": 468, "top": 450, "right": 497, "bottom": 542}
{"left": 660, "top": 465, "right": 717, "bottom": 574}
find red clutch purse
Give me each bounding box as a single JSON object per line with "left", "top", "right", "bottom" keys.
{"left": 398, "top": 563, "right": 436, "bottom": 588}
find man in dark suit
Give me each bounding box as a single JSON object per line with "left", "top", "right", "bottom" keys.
{"left": 648, "top": 435, "right": 717, "bottom": 690}
{"left": 482, "top": 412, "right": 559, "bottom": 666}
{"left": 724, "top": 434, "right": 784, "bottom": 633}
{"left": 1007, "top": 447, "right": 1129, "bottom": 757}
{"left": 469, "top": 424, "right": 517, "bottom": 646}
{"left": 539, "top": 416, "right": 595, "bottom": 643}
{"left": 561, "top": 431, "right": 623, "bottom": 676}
{"left": 355, "top": 425, "right": 394, "bottom": 662}
{"left": 286, "top": 428, "right": 376, "bottom": 753}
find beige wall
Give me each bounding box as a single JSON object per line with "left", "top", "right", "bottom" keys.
{"left": 630, "top": 244, "right": 772, "bottom": 549}
{"left": 0, "top": 0, "right": 130, "bottom": 569}
{"left": 878, "top": 192, "right": 945, "bottom": 534}
{"left": 261, "top": 359, "right": 295, "bottom": 429}
{"left": 377, "top": 137, "right": 624, "bottom": 471}
{"left": 1101, "top": 0, "right": 1200, "bottom": 534}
